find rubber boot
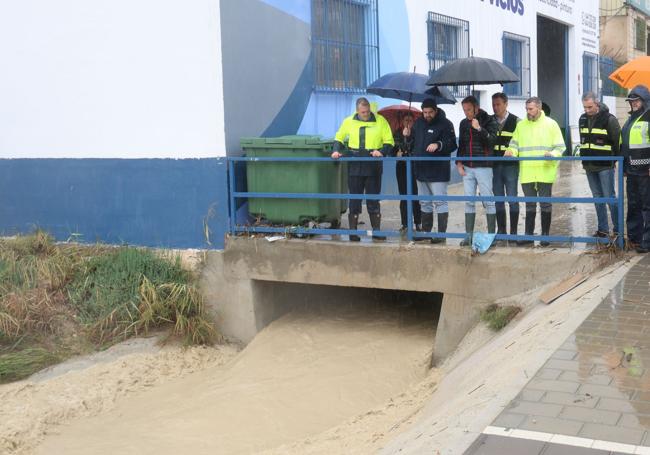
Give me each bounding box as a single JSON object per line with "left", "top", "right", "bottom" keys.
{"left": 460, "top": 213, "right": 476, "bottom": 247}
{"left": 369, "top": 213, "right": 385, "bottom": 241}
{"left": 509, "top": 210, "right": 519, "bottom": 244}
{"left": 487, "top": 214, "right": 496, "bottom": 234}
{"left": 417, "top": 212, "right": 433, "bottom": 242}
{"left": 540, "top": 211, "right": 552, "bottom": 247}
{"left": 431, "top": 212, "right": 448, "bottom": 244}
{"left": 517, "top": 211, "right": 535, "bottom": 246}
{"left": 494, "top": 210, "right": 507, "bottom": 245}
{"left": 496, "top": 210, "right": 507, "bottom": 235}
{"left": 348, "top": 213, "right": 360, "bottom": 242}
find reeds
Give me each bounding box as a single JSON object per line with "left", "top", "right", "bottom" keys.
{"left": 0, "top": 231, "right": 218, "bottom": 383}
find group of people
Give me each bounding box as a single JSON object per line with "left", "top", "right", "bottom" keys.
{"left": 331, "top": 85, "right": 650, "bottom": 253}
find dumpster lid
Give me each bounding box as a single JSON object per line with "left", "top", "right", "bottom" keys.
{"left": 240, "top": 135, "right": 333, "bottom": 148}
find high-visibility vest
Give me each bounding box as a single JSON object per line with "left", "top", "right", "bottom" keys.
{"left": 627, "top": 110, "right": 650, "bottom": 167}
{"left": 507, "top": 111, "right": 565, "bottom": 184}
{"left": 334, "top": 113, "right": 394, "bottom": 151}
{"left": 493, "top": 113, "right": 519, "bottom": 157}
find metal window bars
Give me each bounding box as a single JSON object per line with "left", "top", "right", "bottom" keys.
{"left": 427, "top": 12, "right": 470, "bottom": 98}
{"left": 312, "top": 0, "right": 380, "bottom": 93}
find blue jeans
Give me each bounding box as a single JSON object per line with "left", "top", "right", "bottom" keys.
{"left": 416, "top": 180, "right": 449, "bottom": 214}
{"left": 492, "top": 163, "right": 519, "bottom": 215}
{"left": 586, "top": 167, "right": 619, "bottom": 234}
{"left": 463, "top": 167, "right": 496, "bottom": 214}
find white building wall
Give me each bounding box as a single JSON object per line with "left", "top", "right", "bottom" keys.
{"left": 0, "top": 0, "right": 226, "bottom": 159}
{"left": 405, "top": 0, "right": 599, "bottom": 130}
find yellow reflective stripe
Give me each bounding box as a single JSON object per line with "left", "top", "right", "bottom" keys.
{"left": 581, "top": 144, "right": 613, "bottom": 151}
{"left": 498, "top": 131, "right": 514, "bottom": 137}
{"left": 581, "top": 128, "right": 608, "bottom": 134}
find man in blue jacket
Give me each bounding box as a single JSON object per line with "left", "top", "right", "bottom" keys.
{"left": 404, "top": 98, "right": 457, "bottom": 243}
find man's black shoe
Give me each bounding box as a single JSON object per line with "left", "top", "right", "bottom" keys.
{"left": 636, "top": 247, "right": 649, "bottom": 254}
{"left": 593, "top": 231, "right": 608, "bottom": 238}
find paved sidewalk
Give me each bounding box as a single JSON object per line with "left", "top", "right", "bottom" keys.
{"left": 464, "top": 255, "right": 650, "bottom": 454}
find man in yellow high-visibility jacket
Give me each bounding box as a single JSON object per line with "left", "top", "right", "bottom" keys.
{"left": 331, "top": 97, "right": 394, "bottom": 241}
{"left": 504, "top": 96, "right": 565, "bottom": 246}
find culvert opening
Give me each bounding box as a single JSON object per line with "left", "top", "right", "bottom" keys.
{"left": 252, "top": 280, "right": 443, "bottom": 335}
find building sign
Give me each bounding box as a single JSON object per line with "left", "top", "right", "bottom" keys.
{"left": 628, "top": 0, "right": 650, "bottom": 17}
{"left": 479, "top": 0, "right": 525, "bottom": 16}
{"left": 538, "top": 0, "right": 574, "bottom": 15}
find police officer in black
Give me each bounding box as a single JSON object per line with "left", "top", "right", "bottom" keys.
{"left": 578, "top": 92, "right": 620, "bottom": 238}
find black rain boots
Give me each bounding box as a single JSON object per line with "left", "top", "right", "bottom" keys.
{"left": 418, "top": 212, "right": 434, "bottom": 242}
{"left": 431, "top": 212, "right": 448, "bottom": 244}
{"left": 540, "top": 211, "right": 552, "bottom": 247}
{"left": 348, "top": 213, "right": 360, "bottom": 242}
{"left": 369, "top": 213, "right": 385, "bottom": 241}
{"left": 460, "top": 213, "right": 476, "bottom": 247}
{"left": 517, "top": 211, "right": 535, "bottom": 246}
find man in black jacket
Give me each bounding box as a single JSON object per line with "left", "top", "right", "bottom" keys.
{"left": 404, "top": 98, "right": 457, "bottom": 243}
{"left": 579, "top": 92, "right": 621, "bottom": 238}
{"left": 491, "top": 92, "right": 520, "bottom": 243}
{"left": 456, "top": 96, "right": 499, "bottom": 246}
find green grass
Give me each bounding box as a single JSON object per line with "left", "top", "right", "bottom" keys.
{"left": 0, "top": 347, "right": 60, "bottom": 382}
{"left": 481, "top": 304, "right": 522, "bottom": 331}
{"left": 0, "top": 232, "right": 218, "bottom": 383}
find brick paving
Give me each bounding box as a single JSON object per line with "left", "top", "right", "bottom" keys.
{"left": 465, "top": 255, "right": 650, "bottom": 454}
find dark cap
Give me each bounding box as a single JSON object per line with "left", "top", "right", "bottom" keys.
{"left": 625, "top": 93, "right": 642, "bottom": 102}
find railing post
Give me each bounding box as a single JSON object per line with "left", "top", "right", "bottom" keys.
{"left": 617, "top": 156, "right": 625, "bottom": 249}
{"left": 406, "top": 156, "right": 414, "bottom": 241}
{"left": 228, "top": 158, "right": 237, "bottom": 235}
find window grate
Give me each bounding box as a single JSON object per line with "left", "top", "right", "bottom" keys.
{"left": 427, "top": 12, "right": 470, "bottom": 97}
{"left": 583, "top": 52, "right": 599, "bottom": 96}
{"left": 635, "top": 18, "right": 646, "bottom": 51}
{"left": 312, "top": 0, "right": 380, "bottom": 93}
{"left": 502, "top": 32, "right": 530, "bottom": 98}
{"left": 600, "top": 57, "right": 627, "bottom": 97}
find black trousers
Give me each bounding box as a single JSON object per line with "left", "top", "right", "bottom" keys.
{"left": 396, "top": 161, "right": 421, "bottom": 227}
{"left": 348, "top": 174, "right": 381, "bottom": 215}
{"left": 626, "top": 174, "right": 650, "bottom": 248}
{"left": 521, "top": 182, "right": 553, "bottom": 214}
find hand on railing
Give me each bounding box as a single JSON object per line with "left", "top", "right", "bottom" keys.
{"left": 370, "top": 150, "right": 383, "bottom": 157}
{"left": 331, "top": 151, "right": 342, "bottom": 159}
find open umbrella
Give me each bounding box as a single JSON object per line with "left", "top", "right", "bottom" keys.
{"left": 426, "top": 56, "right": 519, "bottom": 86}
{"left": 367, "top": 72, "right": 457, "bottom": 105}
{"left": 609, "top": 56, "right": 650, "bottom": 89}
{"left": 378, "top": 105, "right": 422, "bottom": 135}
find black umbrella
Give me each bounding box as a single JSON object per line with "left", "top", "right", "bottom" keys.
{"left": 367, "top": 71, "right": 456, "bottom": 105}
{"left": 426, "top": 57, "right": 519, "bottom": 86}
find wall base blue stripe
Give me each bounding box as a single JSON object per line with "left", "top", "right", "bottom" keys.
{"left": 0, "top": 158, "right": 229, "bottom": 249}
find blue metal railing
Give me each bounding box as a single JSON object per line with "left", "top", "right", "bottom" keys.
{"left": 227, "top": 156, "right": 625, "bottom": 249}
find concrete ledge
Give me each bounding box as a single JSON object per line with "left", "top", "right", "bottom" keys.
{"left": 201, "top": 237, "right": 613, "bottom": 357}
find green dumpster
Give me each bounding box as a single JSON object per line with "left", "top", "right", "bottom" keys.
{"left": 242, "top": 136, "right": 347, "bottom": 225}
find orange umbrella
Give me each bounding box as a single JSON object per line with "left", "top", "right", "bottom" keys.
{"left": 609, "top": 56, "right": 650, "bottom": 89}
